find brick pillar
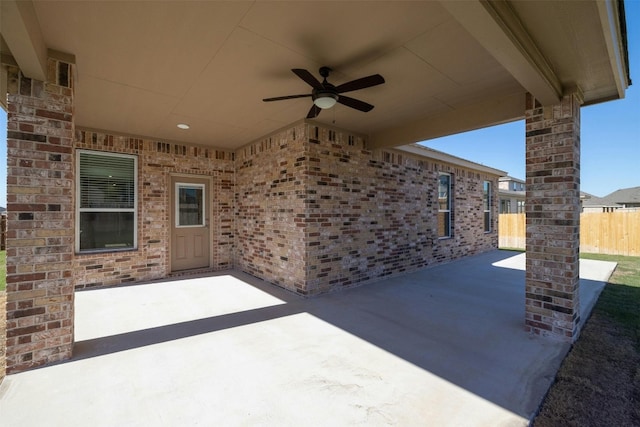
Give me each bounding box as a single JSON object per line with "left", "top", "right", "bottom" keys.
{"left": 5, "top": 59, "right": 75, "bottom": 373}
{"left": 524, "top": 91, "right": 582, "bottom": 341}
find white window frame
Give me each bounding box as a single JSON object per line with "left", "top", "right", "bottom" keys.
{"left": 483, "top": 181, "right": 492, "bottom": 233}
{"left": 438, "top": 173, "right": 452, "bottom": 238}
{"left": 76, "top": 150, "right": 138, "bottom": 253}
{"left": 174, "top": 183, "right": 206, "bottom": 228}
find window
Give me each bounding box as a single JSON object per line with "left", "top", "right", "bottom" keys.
{"left": 438, "top": 173, "right": 451, "bottom": 238}
{"left": 483, "top": 181, "right": 491, "bottom": 232}
{"left": 517, "top": 200, "right": 526, "bottom": 213}
{"left": 175, "top": 183, "right": 205, "bottom": 227}
{"left": 500, "top": 199, "right": 511, "bottom": 214}
{"left": 77, "top": 150, "right": 137, "bottom": 252}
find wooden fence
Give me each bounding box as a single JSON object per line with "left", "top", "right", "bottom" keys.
{"left": 498, "top": 213, "right": 526, "bottom": 250}
{"left": 499, "top": 211, "right": 640, "bottom": 256}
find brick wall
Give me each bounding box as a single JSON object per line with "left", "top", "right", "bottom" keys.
{"left": 306, "top": 126, "right": 499, "bottom": 294}
{"left": 235, "top": 123, "right": 308, "bottom": 293}
{"left": 11, "top": 118, "right": 496, "bottom": 297}
{"left": 5, "top": 60, "right": 75, "bottom": 372}
{"left": 72, "top": 131, "right": 235, "bottom": 289}
{"left": 237, "top": 122, "right": 500, "bottom": 295}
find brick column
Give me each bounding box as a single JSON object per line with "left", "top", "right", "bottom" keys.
{"left": 524, "top": 92, "right": 582, "bottom": 341}
{"left": 5, "top": 59, "right": 75, "bottom": 373}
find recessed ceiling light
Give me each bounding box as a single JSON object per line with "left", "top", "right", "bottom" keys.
{"left": 177, "top": 123, "right": 190, "bottom": 130}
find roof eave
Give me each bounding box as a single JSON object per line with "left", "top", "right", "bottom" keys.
{"left": 395, "top": 144, "right": 508, "bottom": 177}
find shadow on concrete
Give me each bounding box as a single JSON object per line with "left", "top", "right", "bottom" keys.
{"left": 69, "top": 249, "right": 612, "bottom": 422}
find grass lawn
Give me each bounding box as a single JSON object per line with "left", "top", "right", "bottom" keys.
{"left": 534, "top": 253, "right": 640, "bottom": 426}
{"left": 0, "top": 250, "right": 5, "bottom": 292}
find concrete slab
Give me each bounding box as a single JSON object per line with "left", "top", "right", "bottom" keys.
{"left": 0, "top": 250, "right": 616, "bottom": 426}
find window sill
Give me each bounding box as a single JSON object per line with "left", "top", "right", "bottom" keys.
{"left": 76, "top": 247, "right": 138, "bottom": 256}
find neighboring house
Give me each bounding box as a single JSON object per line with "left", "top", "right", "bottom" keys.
{"left": 0, "top": 1, "right": 630, "bottom": 373}
{"left": 582, "top": 186, "right": 640, "bottom": 212}
{"left": 498, "top": 176, "right": 525, "bottom": 213}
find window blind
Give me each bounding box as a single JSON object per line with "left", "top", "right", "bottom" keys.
{"left": 79, "top": 152, "right": 135, "bottom": 209}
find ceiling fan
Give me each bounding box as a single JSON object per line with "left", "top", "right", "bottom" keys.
{"left": 263, "top": 67, "right": 385, "bottom": 119}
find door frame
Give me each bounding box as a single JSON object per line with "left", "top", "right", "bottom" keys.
{"left": 169, "top": 173, "right": 213, "bottom": 272}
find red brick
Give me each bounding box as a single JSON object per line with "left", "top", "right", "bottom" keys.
{"left": 8, "top": 273, "right": 46, "bottom": 283}
{"left": 7, "top": 324, "right": 46, "bottom": 338}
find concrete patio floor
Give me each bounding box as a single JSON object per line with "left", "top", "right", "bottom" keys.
{"left": 0, "top": 250, "right": 616, "bottom": 426}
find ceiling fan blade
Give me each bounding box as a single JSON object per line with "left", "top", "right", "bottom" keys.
{"left": 336, "top": 74, "right": 385, "bottom": 93}
{"left": 306, "top": 104, "right": 321, "bottom": 119}
{"left": 337, "top": 95, "right": 374, "bottom": 112}
{"left": 263, "top": 94, "right": 311, "bottom": 102}
{"left": 292, "top": 69, "right": 323, "bottom": 90}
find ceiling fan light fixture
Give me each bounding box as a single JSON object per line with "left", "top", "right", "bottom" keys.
{"left": 313, "top": 93, "right": 338, "bottom": 109}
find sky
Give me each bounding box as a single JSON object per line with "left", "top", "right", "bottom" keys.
{"left": 0, "top": 2, "right": 638, "bottom": 205}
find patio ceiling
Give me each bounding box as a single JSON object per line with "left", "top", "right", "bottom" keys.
{"left": 0, "top": 1, "right": 630, "bottom": 150}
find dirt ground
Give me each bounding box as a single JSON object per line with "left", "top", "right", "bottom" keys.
{"left": 533, "top": 293, "right": 640, "bottom": 426}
